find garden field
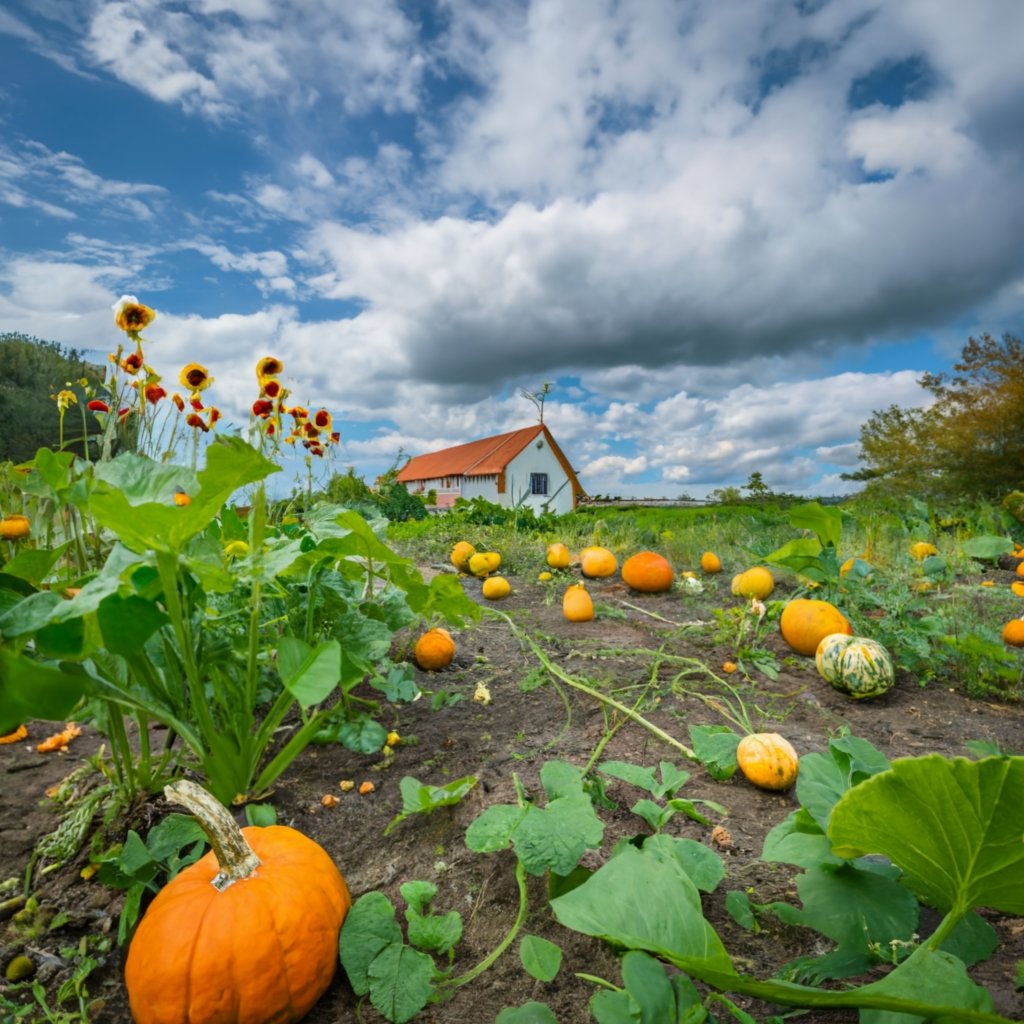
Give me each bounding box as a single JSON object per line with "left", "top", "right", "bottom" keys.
{"left": 3, "top": 485, "right": 1024, "bottom": 1024}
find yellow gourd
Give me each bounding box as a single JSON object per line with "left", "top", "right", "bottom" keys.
{"left": 450, "top": 541, "right": 476, "bottom": 572}
{"left": 562, "top": 584, "right": 594, "bottom": 622}
{"left": 580, "top": 546, "right": 617, "bottom": 578}
{"left": 481, "top": 576, "right": 511, "bottom": 600}
{"left": 546, "top": 542, "right": 571, "bottom": 569}
{"left": 736, "top": 733, "right": 799, "bottom": 790}
{"left": 468, "top": 551, "right": 501, "bottom": 577}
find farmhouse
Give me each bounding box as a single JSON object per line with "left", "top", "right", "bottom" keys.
{"left": 396, "top": 424, "right": 586, "bottom": 515}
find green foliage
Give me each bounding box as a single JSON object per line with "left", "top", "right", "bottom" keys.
{"left": 0, "top": 437, "right": 480, "bottom": 805}
{"left": 384, "top": 775, "right": 480, "bottom": 836}
{"left": 850, "top": 332, "right": 1024, "bottom": 502}
{"left": 0, "top": 335, "right": 104, "bottom": 463}
{"left": 549, "top": 734, "right": 1019, "bottom": 1022}
{"left": 95, "top": 813, "right": 207, "bottom": 944}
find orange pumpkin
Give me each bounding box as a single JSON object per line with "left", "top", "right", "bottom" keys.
{"left": 563, "top": 583, "right": 594, "bottom": 622}
{"left": 580, "top": 546, "right": 617, "bottom": 579}
{"left": 699, "top": 551, "right": 722, "bottom": 573}
{"left": 1003, "top": 619, "right": 1024, "bottom": 648}
{"left": 779, "top": 598, "right": 852, "bottom": 657}
{"left": 414, "top": 627, "right": 456, "bottom": 670}
{"left": 125, "top": 780, "right": 351, "bottom": 1024}
{"left": 546, "top": 542, "right": 571, "bottom": 569}
{"left": 0, "top": 515, "right": 30, "bottom": 541}
{"left": 621, "top": 551, "right": 674, "bottom": 592}
{"left": 736, "top": 733, "right": 799, "bottom": 790}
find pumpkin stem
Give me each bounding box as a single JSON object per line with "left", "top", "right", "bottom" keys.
{"left": 164, "top": 779, "right": 261, "bottom": 892}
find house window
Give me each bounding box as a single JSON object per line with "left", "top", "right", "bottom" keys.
{"left": 530, "top": 473, "right": 549, "bottom": 495}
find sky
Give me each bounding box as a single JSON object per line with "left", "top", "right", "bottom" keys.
{"left": 2, "top": 0, "right": 1023, "bottom": 501}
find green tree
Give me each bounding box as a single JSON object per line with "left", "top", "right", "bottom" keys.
{"left": 325, "top": 465, "right": 374, "bottom": 507}
{"left": 845, "top": 333, "right": 1024, "bottom": 501}
{"left": 743, "top": 471, "right": 773, "bottom": 502}
{"left": 0, "top": 334, "right": 104, "bottom": 462}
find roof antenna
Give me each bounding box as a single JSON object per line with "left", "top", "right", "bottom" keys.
{"left": 519, "top": 381, "right": 552, "bottom": 423}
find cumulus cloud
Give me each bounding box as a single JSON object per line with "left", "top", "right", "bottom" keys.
{"left": 3, "top": 0, "right": 1023, "bottom": 498}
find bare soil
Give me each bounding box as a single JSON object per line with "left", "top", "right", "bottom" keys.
{"left": 3, "top": 565, "right": 1024, "bottom": 1023}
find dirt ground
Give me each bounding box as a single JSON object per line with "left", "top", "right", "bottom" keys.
{"left": 2, "top": 564, "right": 1024, "bottom": 1024}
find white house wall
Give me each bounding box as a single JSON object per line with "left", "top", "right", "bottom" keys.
{"left": 461, "top": 474, "right": 501, "bottom": 503}
{"left": 503, "top": 441, "right": 575, "bottom": 515}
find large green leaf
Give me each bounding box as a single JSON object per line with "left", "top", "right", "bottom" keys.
{"left": 2, "top": 544, "right": 73, "bottom": 587}
{"left": 828, "top": 755, "right": 1024, "bottom": 917}
{"left": 550, "top": 839, "right": 734, "bottom": 974}
{"left": 788, "top": 501, "right": 843, "bottom": 548}
{"left": 856, "top": 943, "right": 993, "bottom": 1023}
{"left": 0, "top": 649, "right": 91, "bottom": 731}
{"left": 88, "top": 438, "right": 277, "bottom": 554}
{"left": 276, "top": 637, "right": 341, "bottom": 709}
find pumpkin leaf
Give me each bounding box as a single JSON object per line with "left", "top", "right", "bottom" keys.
{"left": 598, "top": 759, "right": 691, "bottom": 800}
{"left": 855, "top": 943, "right": 993, "bottom": 1023}
{"left": 466, "top": 767, "right": 604, "bottom": 876}
{"left": 367, "top": 943, "right": 438, "bottom": 1024}
{"left": 828, "top": 754, "right": 1024, "bottom": 917}
{"left": 385, "top": 775, "right": 478, "bottom": 836}
{"left": 787, "top": 501, "right": 843, "bottom": 549}
{"left": 780, "top": 862, "right": 918, "bottom": 982}
{"left": 496, "top": 1004, "right": 559, "bottom": 1024}
{"left": 276, "top": 637, "right": 341, "bottom": 709}
{"left": 960, "top": 535, "right": 1013, "bottom": 562}
{"left": 550, "top": 838, "right": 734, "bottom": 974}
{"left": 338, "top": 891, "right": 404, "bottom": 997}
{"left": 688, "top": 724, "right": 741, "bottom": 780}
{"left": 519, "top": 934, "right": 562, "bottom": 982}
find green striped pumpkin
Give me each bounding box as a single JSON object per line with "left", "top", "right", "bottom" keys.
{"left": 815, "top": 633, "right": 895, "bottom": 699}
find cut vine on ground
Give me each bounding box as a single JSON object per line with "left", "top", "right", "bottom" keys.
{"left": 2, "top": 563, "right": 1024, "bottom": 1024}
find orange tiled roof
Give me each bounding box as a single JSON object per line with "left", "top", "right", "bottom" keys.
{"left": 397, "top": 425, "right": 544, "bottom": 482}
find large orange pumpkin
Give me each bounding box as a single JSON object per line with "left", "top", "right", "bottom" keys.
{"left": 779, "top": 598, "right": 852, "bottom": 656}
{"left": 580, "top": 546, "right": 617, "bottom": 578}
{"left": 415, "top": 627, "right": 456, "bottom": 670}
{"left": 621, "top": 551, "right": 674, "bottom": 592}
{"left": 125, "top": 780, "right": 351, "bottom": 1024}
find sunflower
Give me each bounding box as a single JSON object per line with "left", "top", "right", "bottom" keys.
{"left": 113, "top": 295, "right": 156, "bottom": 335}
{"left": 179, "top": 363, "right": 213, "bottom": 394}
{"left": 256, "top": 356, "right": 284, "bottom": 380}
{"left": 120, "top": 351, "right": 144, "bottom": 375}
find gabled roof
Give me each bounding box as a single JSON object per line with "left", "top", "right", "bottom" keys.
{"left": 397, "top": 425, "right": 546, "bottom": 482}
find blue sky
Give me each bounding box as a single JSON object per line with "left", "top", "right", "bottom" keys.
{"left": 2, "top": 1, "right": 1023, "bottom": 500}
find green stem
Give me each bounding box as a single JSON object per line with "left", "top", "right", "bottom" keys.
{"left": 497, "top": 612, "right": 696, "bottom": 762}
{"left": 672, "top": 961, "right": 1020, "bottom": 1023}
{"left": 444, "top": 857, "right": 529, "bottom": 990}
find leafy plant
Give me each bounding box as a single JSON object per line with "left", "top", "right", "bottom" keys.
{"left": 551, "top": 736, "right": 1024, "bottom": 1022}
